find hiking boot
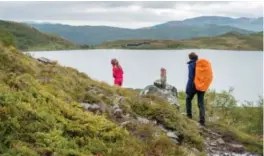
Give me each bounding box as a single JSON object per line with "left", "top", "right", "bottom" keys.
{"left": 187, "top": 115, "right": 192, "bottom": 119}
{"left": 200, "top": 122, "right": 206, "bottom": 127}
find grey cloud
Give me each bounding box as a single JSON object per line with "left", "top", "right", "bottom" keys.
{"left": 0, "top": 1, "right": 262, "bottom": 28}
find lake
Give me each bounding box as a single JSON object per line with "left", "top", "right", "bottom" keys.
{"left": 27, "top": 49, "right": 263, "bottom": 104}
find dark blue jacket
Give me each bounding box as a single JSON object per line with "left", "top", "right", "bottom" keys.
{"left": 186, "top": 59, "right": 197, "bottom": 95}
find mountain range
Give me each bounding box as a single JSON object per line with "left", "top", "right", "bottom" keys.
{"left": 152, "top": 16, "right": 263, "bottom": 31}
{"left": 28, "top": 16, "right": 263, "bottom": 45}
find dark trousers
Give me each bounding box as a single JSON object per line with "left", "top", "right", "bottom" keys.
{"left": 186, "top": 90, "right": 205, "bottom": 125}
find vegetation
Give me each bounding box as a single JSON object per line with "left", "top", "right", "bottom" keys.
{"left": 0, "top": 44, "right": 262, "bottom": 155}
{"left": 0, "top": 20, "right": 89, "bottom": 51}
{"left": 177, "top": 88, "right": 263, "bottom": 154}
{"left": 0, "top": 44, "right": 199, "bottom": 155}
{"left": 97, "top": 31, "right": 263, "bottom": 51}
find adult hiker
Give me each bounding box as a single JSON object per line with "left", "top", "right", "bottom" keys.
{"left": 111, "top": 58, "right": 124, "bottom": 87}
{"left": 185, "top": 52, "right": 213, "bottom": 126}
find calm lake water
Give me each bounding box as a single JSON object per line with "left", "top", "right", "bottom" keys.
{"left": 27, "top": 49, "right": 263, "bottom": 104}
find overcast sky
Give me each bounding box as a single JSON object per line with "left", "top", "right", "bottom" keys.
{"left": 0, "top": 1, "right": 263, "bottom": 28}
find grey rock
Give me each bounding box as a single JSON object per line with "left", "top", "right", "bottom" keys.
{"left": 140, "top": 82, "right": 180, "bottom": 108}
{"left": 191, "top": 148, "right": 200, "bottom": 156}
{"left": 98, "top": 93, "right": 104, "bottom": 97}
{"left": 229, "top": 143, "right": 245, "bottom": 153}
{"left": 169, "top": 138, "right": 179, "bottom": 144}
{"left": 80, "top": 103, "right": 104, "bottom": 114}
{"left": 210, "top": 142, "right": 217, "bottom": 146}
{"left": 152, "top": 120, "right": 157, "bottom": 125}
{"left": 154, "top": 79, "right": 165, "bottom": 89}
{"left": 113, "top": 108, "right": 123, "bottom": 118}
{"left": 153, "top": 132, "right": 161, "bottom": 138}
{"left": 137, "top": 116, "right": 151, "bottom": 124}
{"left": 37, "top": 57, "right": 54, "bottom": 64}
{"left": 208, "top": 116, "right": 220, "bottom": 122}
{"left": 113, "top": 96, "right": 124, "bottom": 105}
{"left": 158, "top": 124, "right": 168, "bottom": 132}
{"left": 124, "top": 114, "right": 130, "bottom": 119}
{"left": 217, "top": 138, "right": 225, "bottom": 145}
{"left": 166, "top": 131, "right": 184, "bottom": 144}
{"left": 81, "top": 103, "right": 93, "bottom": 110}
{"left": 113, "top": 104, "right": 120, "bottom": 110}
{"left": 166, "top": 131, "right": 179, "bottom": 144}
{"left": 120, "top": 121, "right": 130, "bottom": 127}
{"left": 166, "top": 132, "right": 179, "bottom": 140}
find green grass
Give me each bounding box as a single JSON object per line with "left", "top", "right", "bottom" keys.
{"left": 0, "top": 44, "right": 194, "bottom": 155}
{"left": 97, "top": 31, "right": 263, "bottom": 51}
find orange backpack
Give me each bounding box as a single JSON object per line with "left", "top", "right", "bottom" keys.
{"left": 194, "top": 59, "right": 213, "bottom": 91}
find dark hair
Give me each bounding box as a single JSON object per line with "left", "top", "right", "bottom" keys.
{"left": 189, "top": 52, "right": 198, "bottom": 60}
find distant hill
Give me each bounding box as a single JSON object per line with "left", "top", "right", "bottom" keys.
{"left": 153, "top": 16, "right": 263, "bottom": 31}
{"left": 0, "top": 20, "right": 83, "bottom": 51}
{"left": 97, "top": 31, "right": 263, "bottom": 51}
{"left": 29, "top": 16, "right": 257, "bottom": 45}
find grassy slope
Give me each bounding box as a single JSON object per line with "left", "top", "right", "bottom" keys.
{"left": 97, "top": 32, "right": 263, "bottom": 51}
{"left": 0, "top": 44, "right": 203, "bottom": 156}
{"left": 0, "top": 45, "right": 262, "bottom": 155}
{"left": 0, "top": 20, "right": 80, "bottom": 51}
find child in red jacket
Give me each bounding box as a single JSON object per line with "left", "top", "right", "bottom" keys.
{"left": 111, "top": 58, "right": 124, "bottom": 87}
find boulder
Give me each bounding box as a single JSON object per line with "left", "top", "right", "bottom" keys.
{"left": 140, "top": 80, "right": 180, "bottom": 108}
{"left": 37, "top": 57, "right": 58, "bottom": 65}
{"left": 113, "top": 108, "right": 123, "bottom": 118}
{"left": 112, "top": 97, "right": 124, "bottom": 118}
{"left": 167, "top": 131, "right": 179, "bottom": 140}
{"left": 217, "top": 138, "right": 225, "bottom": 145}
{"left": 229, "top": 143, "right": 245, "bottom": 153}
{"left": 137, "top": 116, "right": 151, "bottom": 124}
{"left": 80, "top": 103, "right": 105, "bottom": 114}
{"left": 210, "top": 142, "right": 217, "bottom": 146}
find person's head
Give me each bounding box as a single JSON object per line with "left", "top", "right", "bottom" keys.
{"left": 160, "top": 67, "right": 166, "bottom": 76}
{"left": 111, "top": 58, "right": 119, "bottom": 66}
{"left": 188, "top": 52, "right": 198, "bottom": 60}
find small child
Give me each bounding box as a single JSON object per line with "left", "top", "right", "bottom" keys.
{"left": 160, "top": 68, "right": 167, "bottom": 89}
{"left": 111, "top": 58, "right": 124, "bottom": 87}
